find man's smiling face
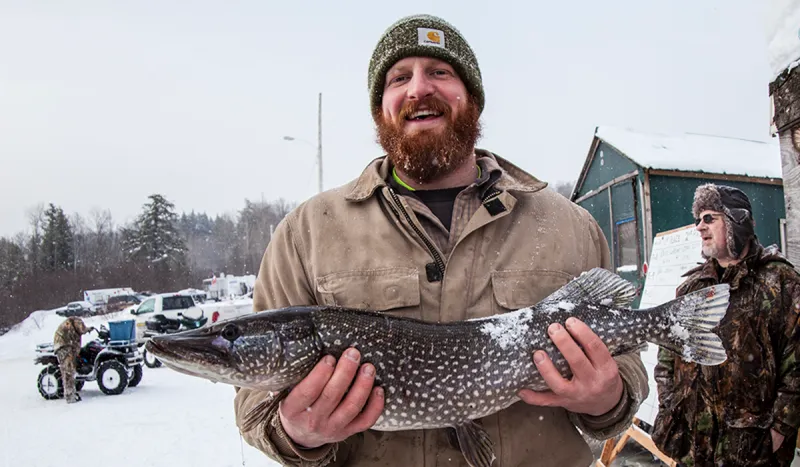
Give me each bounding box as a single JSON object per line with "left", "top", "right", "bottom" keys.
{"left": 376, "top": 56, "right": 481, "bottom": 184}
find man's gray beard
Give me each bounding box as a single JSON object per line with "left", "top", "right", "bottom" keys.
{"left": 702, "top": 244, "right": 726, "bottom": 261}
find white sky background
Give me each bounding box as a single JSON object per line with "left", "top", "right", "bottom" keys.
{"left": 0, "top": 0, "right": 774, "bottom": 237}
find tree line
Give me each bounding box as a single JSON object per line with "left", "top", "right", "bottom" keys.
{"left": 0, "top": 181, "right": 576, "bottom": 331}
{"left": 0, "top": 194, "right": 294, "bottom": 329}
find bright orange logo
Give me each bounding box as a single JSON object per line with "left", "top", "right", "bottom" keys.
{"left": 427, "top": 31, "right": 441, "bottom": 43}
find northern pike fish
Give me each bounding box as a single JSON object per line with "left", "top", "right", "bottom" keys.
{"left": 146, "top": 268, "right": 730, "bottom": 467}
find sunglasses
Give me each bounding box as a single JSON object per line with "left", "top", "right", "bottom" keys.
{"left": 694, "top": 213, "right": 718, "bottom": 226}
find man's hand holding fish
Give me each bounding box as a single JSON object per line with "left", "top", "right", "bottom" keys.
{"left": 518, "top": 318, "right": 624, "bottom": 417}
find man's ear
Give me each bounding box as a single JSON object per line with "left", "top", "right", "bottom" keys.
{"left": 728, "top": 208, "right": 751, "bottom": 224}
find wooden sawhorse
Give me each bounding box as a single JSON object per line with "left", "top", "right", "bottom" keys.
{"left": 594, "top": 418, "right": 676, "bottom": 467}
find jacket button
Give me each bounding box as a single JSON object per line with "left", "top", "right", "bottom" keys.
{"left": 385, "top": 286, "right": 399, "bottom": 301}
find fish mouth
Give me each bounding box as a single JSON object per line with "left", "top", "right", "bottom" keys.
{"left": 146, "top": 330, "right": 232, "bottom": 380}
{"left": 145, "top": 326, "right": 288, "bottom": 390}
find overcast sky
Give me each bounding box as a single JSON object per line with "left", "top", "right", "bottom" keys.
{"left": 0, "top": 0, "right": 773, "bottom": 237}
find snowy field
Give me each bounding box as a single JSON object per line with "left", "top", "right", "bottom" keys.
{"left": 0, "top": 308, "right": 279, "bottom": 467}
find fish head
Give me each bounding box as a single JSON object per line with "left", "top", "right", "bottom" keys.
{"left": 146, "top": 307, "right": 321, "bottom": 391}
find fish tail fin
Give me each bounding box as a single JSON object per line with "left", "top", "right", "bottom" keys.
{"left": 647, "top": 284, "right": 730, "bottom": 365}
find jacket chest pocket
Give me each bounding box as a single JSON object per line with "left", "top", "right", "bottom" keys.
{"left": 490, "top": 269, "right": 573, "bottom": 312}
{"left": 316, "top": 267, "right": 421, "bottom": 312}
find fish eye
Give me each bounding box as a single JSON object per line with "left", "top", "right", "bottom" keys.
{"left": 221, "top": 324, "right": 241, "bottom": 342}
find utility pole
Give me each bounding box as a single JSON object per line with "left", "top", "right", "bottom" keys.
{"left": 283, "top": 92, "right": 323, "bottom": 194}
{"left": 317, "top": 92, "right": 323, "bottom": 194}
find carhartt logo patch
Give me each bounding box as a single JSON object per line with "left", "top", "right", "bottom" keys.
{"left": 418, "top": 28, "right": 445, "bottom": 48}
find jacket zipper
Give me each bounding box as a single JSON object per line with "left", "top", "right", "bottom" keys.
{"left": 386, "top": 187, "right": 446, "bottom": 282}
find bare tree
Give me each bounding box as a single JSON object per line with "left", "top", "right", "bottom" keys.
{"left": 25, "top": 204, "right": 45, "bottom": 277}
{"left": 87, "top": 208, "right": 122, "bottom": 270}
{"left": 553, "top": 180, "right": 576, "bottom": 199}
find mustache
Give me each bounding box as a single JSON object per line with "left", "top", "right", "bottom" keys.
{"left": 398, "top": 96, "right": 452, "bottom": 121}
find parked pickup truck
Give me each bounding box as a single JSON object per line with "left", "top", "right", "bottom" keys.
{"left": 129, "top": 293, "right": 206, "bottom": 343}
{"left": 128, "top": 292, "right": 254, "bottom": 344}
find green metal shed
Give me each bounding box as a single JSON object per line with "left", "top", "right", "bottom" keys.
{"left": 571, "top": 126, "right": 785, "bottom": 299}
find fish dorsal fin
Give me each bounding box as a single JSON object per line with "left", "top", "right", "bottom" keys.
{"left": 540, "top": 268, "right": 636, "bottom": 308}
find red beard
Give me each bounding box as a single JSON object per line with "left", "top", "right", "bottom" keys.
{"left": 375, "top": 95, "right": 482, "bottom": 184}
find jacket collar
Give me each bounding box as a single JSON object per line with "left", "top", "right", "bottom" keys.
{"left": 683, "top": 241, "right": 791, "bottom": 290}
{"left": 344, "top": 149, "right": 548, "bottom": 202}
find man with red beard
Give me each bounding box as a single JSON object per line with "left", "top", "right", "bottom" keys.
{"left": 234, "top": 14, "right": 648, "bottom": 467}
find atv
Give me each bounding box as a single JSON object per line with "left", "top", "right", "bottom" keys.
{"left": 141, "top": 311, "right": 207, "bottom": 368}
{"left": 35, "top": 320, "right": 144, "bottom": 400}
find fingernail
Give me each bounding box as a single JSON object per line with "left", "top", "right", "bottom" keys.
{"left": 362, "top": 364, "right": 375, "bottom": 376}
{"left": 548, "top": 323, "right": 562, "bottom": 334}
{"left": 345, "top": 348, "right": 360, "bottom": 362}
{"left": 375, "top": 387, "right": 384, "bottom": 397}
{"left": 534, "top": 351, "right": 546, "bottom": 364}
{"left": 323, "top": 355, "right": 335, "bottom": 366}
{"left": 566, "top": 317, "right": 576, "bottom": 328}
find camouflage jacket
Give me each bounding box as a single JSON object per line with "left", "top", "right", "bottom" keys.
{"left": 652, "top": 243, "right": 800, "bottom": 466}
{"left": 53, "top": 317, "right": 91, "bottom": 352}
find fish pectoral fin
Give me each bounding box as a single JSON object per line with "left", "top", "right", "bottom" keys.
{"left": 454, "top": 421, "right": 496, "bottom": 467}
{"left": 240, "top": 389, "right": 289, "bottom": 433}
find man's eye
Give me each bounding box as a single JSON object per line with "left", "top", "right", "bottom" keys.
{"left": 432, "top": 70, "right": 449, "bottom": 76}
{"left": 389, "top": 76, "right": 407, "bottom": 85}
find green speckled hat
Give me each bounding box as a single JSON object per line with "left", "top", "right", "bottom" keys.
{"left": 368, "top": 14, "right": 484, "bottom": 114}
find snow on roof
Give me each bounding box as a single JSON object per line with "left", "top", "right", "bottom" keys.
{"left": 766, "top": 0, "right": 800, "bottom": 81}
{"left": 594, "top": 126, "right": 782, "bottom": 179}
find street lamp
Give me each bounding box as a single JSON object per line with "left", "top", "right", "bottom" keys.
{"left": 282, "top": 93, "right": 323, "bottom": 194}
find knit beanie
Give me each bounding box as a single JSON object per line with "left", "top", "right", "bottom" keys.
{"left": 692, "top": 183, "right": 756, "bottom": 260}
{"left": 367, "top": 14, "right": 484, "bottom": 115}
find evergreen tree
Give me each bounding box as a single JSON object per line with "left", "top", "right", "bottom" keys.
{"left": 124, "top": 194, "right": 188, "bottom": 267}
{"left": 40, "top": 204, "right": 74, "bottom": 272}
{"left": 0, "top": 238, "right": 26, "bottom": 291}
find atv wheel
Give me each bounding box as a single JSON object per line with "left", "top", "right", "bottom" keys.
{"left": 128, "top": 364, "right": 143, "bottom": 387}
{"left": 97, "top": 360, "right": 128, "bottom": 395}
{"left": 143, "top": 348, "right": 162, "bottom": 368}
{"left": 37, "top": 366, "right": 63, "bottom": 400}
{"left": 75, "top": 380, "right": 84, "bottom": 392}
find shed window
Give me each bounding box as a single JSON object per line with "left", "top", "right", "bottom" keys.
{"left": 615, "top": 217, "right": 638, "bottom": 272}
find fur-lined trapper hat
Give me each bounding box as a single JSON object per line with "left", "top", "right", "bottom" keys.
{"left": 692, "top": 183, "right": 756, "bottom": 260}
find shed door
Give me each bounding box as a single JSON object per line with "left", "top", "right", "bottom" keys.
{"left": 611, "top": 180, "right": 641, "bottom": 280}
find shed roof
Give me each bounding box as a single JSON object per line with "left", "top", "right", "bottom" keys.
{"left": 594, "top": 126, "right": 782, "bottom": 179}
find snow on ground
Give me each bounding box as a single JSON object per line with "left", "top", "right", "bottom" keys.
{"left": 0, "top": 308, "right": 279, "bottom": 467}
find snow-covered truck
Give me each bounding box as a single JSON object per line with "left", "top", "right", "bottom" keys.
{"left": 83, "top": 287, "right": 135, "bottom": 309}
{"left": 128, "top": 291, "right": 253, "bottom": 344}
{"left": 128, "top": 292, "right": 205, "bottom": 343}
{"left": 202, "top": 274, "right": 255, "bottom": 301}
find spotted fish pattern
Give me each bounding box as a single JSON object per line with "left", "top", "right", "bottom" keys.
{"left": 148, "top": 268, "right": 731, "bottom": 467}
